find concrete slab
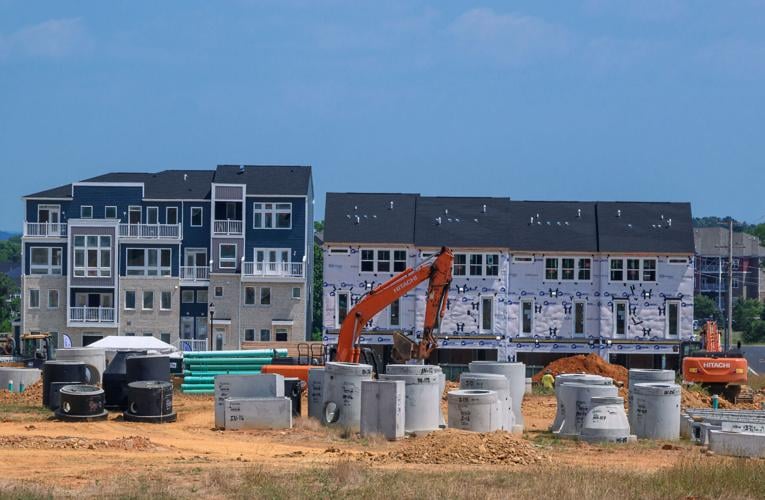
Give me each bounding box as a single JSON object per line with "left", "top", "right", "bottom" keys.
{"left": 214, "top": 374, "right": 285, "bottom": 429}
{"left": 224, "top": 397, "right": 292, "bottom": 430}
{"left": 360, "top": 380, "right": 405, "bottom": 441}
{"left": 709, "top": 430, "right": 765, "bottom": 458}
{"left": 0, "top": 367, "right": 41, "bottom": 392}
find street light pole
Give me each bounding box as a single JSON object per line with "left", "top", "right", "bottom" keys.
{"left": 208, "top": 302, "right": 216, "bottom": 352}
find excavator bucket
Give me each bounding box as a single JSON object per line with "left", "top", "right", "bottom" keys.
{"left": 391, "top": 331, "right": 417, "bottom": 364}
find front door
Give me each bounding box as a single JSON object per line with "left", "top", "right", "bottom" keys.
{"left": 38, "top": 205, "right": 60, "bottom": 234}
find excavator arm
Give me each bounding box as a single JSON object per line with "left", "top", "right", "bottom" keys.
{"left": 336, "top": 247, "right": 453, "bottom": 363}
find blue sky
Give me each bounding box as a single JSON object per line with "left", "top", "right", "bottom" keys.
{"left": 2, "top": 1, "right": 765, "bottom": 231}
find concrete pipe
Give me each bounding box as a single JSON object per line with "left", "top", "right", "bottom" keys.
{"left": 386, "top": 364, "right": 446, "bottom": 427}
{"left": 628, "top": 369, "right": 675, "bottom": 429}
{"left": 580, "top": 396, "right": 631, "bottom": 444}
{"left": 380, "top": 373, "right": 441, "bottom": 433}
{"left": 307, "top": 367, "right": 325, "bottom": 420}
{"left": 55, "top": 348, "right": 106, "bottom": 384}
{"left": 632, "top": 382, "right": 681, "bottom": 440}
{"left": 551, "top": 374, "right": 613, "bottom": 433}
{"left": 469, "top": 361, "right": 526, "bottom": 429}
{"left": 447, "top": 389, "right": 500, "bottom": 432}
{"left": 321, "top": 362, "right": 373, "bottom": 431}
{"left": 460, "top": 372, "right": 514, "bottom": 431}
{"left": 556, "top": 381, "right": 618, "bottom": 438}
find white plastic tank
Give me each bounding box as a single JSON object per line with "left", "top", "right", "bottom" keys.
{"left": 55, "top": 348, "right": 107, "bottom": 383}
{"left": 447, "top": 389, "right": 500, "bottom": 432}
{"left": 469, "top": 361, "right": 526, "bottom": 429}
{"left": 307, "top": 367, "right": 325, "bottom": 420}
{"left": 460, "top": 372, "right": 514, "bottom": 431}
{"left": 551, "top": 374, "right": 613, "bottom": 433}
{"left": 632, "top": 382, "right": 681, "bottom": 440}
{"left": 628, "top": 369, "right": 675, "bottom": 429}
{"left": 557, "top": 381, "right": 618, "bottom": 438}
{"left": 321, "top": 362, "right": 373, "bottom": 430}
{"left": 580, "top": 396, "right": 631, "bottom": 443}
{"left": 380, "top": 371, "right": 441, "bottom": 433}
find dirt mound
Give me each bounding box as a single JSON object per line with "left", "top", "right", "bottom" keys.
{"left": 372, "top": 429, "right": 547, "bottom": 465}
{"left": 0, "top": 435, "right": 158, "bottom": 451}
{"left": 532, "top": 354, "right": 628, "bottom": 385}
{"left": 0, "top": 381, "right": 43, "bottom": 406}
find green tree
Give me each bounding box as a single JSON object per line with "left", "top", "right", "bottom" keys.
{"left": 0, "top": 273, "right": 19, "bottom": 332}
{"left": 733, "top": 298, "right": 764, "bottom": 333}
{"left": 311, "top": 221, "right": 324, "bottom": 340}
{"left": 694, "top": 294, "right": 721, "bottom": 322}
{"left": 0, "top": 235, "right": 21, "bottom": 263}
{"left": 745, "top": 223, "right": 765, "bottom": 246}
{"left": 742, "top": 320, "right": 765, "bottom": 344}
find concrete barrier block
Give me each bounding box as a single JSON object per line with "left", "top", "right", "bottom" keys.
{"left": 721, "top": 421, "right": 765, "bottom": 434}
{"left": 224, "top": 397, "right": 292, "bottom": 430}
{"left": 709, "top": 430, "right": 765, "bottom": 458}
{"left": 307, "top": 368, "right": 325, "bottom": 420}
{"left": 360, "top": 380, "right": 405, "bottom": 440}
{"left": 214, "top": 374, "right": 285, "bottom": 428}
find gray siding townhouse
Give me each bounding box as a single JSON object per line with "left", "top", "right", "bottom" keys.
{"left": 21, "top": 165, "right": 313, "bottom": 350}
{"left": 322, "top": 193, "right": 695, "bottom": 369}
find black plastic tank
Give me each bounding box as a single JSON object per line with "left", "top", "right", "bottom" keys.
{"left": 48, "top": 381, "right": 82, "bottom": 411}
{"left": 103, "top": 351, "right": 146, "bottom": 410}
{"left": 123, "top": 380, "right": 176, "bottom": 423}
{"left": 42, "top": 361, "right": 98, "bottom": 408}
{"left": 126, "top": 355, "right": 170, "bottom": 383}
{"left": 284, "top": 377, "right": 303, "bottom": 417}
{"left": 54, "top": 385, "right": 108, "bottom": 421}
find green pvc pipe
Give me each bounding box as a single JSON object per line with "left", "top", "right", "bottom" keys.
{"left": 184, "top": 358, "right": 273, "bottom": 366}
{"left": 181, "top": 383, "right": 215, "bottom": 391}
{"left": 185, "top": 364, "right": 272, "bottom": 371}
{"left": 185, "top": 370, "right": 262, "bottom": 376}
{"left": 182, "top": 389, "right": 215, "bottom": 394}
{"left": 184, "top": 349, "right": 287, "bottom": 358}
{"left": 183, "top": 376, "right": 217, "bottom": 384}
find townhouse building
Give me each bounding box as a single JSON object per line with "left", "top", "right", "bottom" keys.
{"left": 21, "top": 165, "right": 313, "bottom": 350}
{"left": 322, "top": 193, "right": 695, "bottom": 369}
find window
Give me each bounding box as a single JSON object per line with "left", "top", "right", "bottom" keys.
{"left": 642, "top": 259, "right": 657, "bottom": 281}
{"left": 667, "top": 301, "right": 680, "bottom": 337}
{"left": 253, "top": 202, "right": 292, "bottom": 229}
{"left": 559, "top": 258, "right": 575, "bottom": 280}
{"left": 125, "top": 332, "right": 135, "bottom": 337}
{"left": 166, "top": 207, "right": 178, "bottom": 225}
{"left": 144, "top": 332, "right": 153, "bottom": 337}
{"left": 481, "top": 297, "right": 493, "bottom": 332}
{"left": 190, "top": 207, "right": 203, "bottom": 227}
{"left": 610, "top": 258, "right": 658, "bottom": 282}
{"left": 377, "top": 250, "right": 390, "bottom": 272}
{"left": 574, "top": 301, "right": 585, "bottom": 336}
{"left": 214, "top": 286, "right": 223, "bottom": 298}
{"left": 160, "top": 291, "right": 171, "bottom": 310}
{"left": 292, "top": 287, "right": 301, "bottom": 299}
{"left": 147, "top": 207, "right": 159, "bottom": 225}
{"left": 577, "top": 258, "right": 591, "bottom": 281}
{"left": 614, "top": 301, "right": 628, "bottom": 336}
{"left": 485, "top": 254, "right": 499, "bottom": 276}
{"left": 260, "top": 287, "right": 271, "bottom": 305}
{"left": 219, "top": 244, "right": 237, "bottom": 269}
{"left": 30, "top": 247, "right": 62, "bottom": 275}
{"left": 610, "top": 259, "right": 624, "bottom": 281}
{"left": 197, "top": 289, "right": 209, "bottom": 303}
{"left": 626, "top": 259, "right": 640, "bottom": 281}
{"left": 361, "top": 250, "right": 374, "bottom": 272}
{"left": 545, "top": 258, "right": 559, "bottom": 280}
{"left": 126, "top": 248, "right": 172, "bottom": 276}
{"left": 453, "top": 254, "right": 467, "bottom": 276}
{"left": 329, "top": 248, "right": 350, "bottom": 255}
{"left": 105, "top": 206, "right": 117, "bottom": 219}
{"left": 182, "top": 290, "right": 195, "bottom": 303}
{"left": 244, "top": 286, "right": 256, "bottom": 305}
{"left": 260, "top": 329, "right": 270, "bottom": 341}
{"left": 669, "top": 258, "right": 688, "bottom": 264}
{"left": 29, "top": 289, "right": 40, "bottom": 308}
{"left": 48, "top": 290, "right": 59, "bottom": 309}
{"left": 275, "top": 328, "right": 288, "bottom": 341}
{"left": 521, "top": 299, "right": 533, "bottom": 335}
{"left": 245, "top": 328, "right": 255, "bottom": 341}
{"left": 143, "top": 291, "right": 154, "bottom": 310}
{"left": 125, "top": 290, "right": 136, "bottom": 309}
{"left": 80, "top": 205, "right": 93, "bottom": 218}
{"left": 390, "top": 299, "right": 400, "bottom": 327}
{"left": 469, "top": 254, "right": 483, "bottom": 276}
{"left": 359, "top": 249, "right": 406, "bottom": 273}
{"left": 161, "top": 333, "right": 171, "bottom": 344}
{"left": 82, "top": 335, "right": 103, "bottom": 347}
{"left": 128, "top": 206, "right": 141, "bottom": 224}
{"left": 73, "top": 235, "right": 111, "bottom": 277}
{"left": 513, "top": 255, "right": 533, "bottom": 264}
{"left": 393, "top": 250, "right": 407, "bottom": 272}
{"left": 337, "top": 292, "right": 349, "bottom": 326}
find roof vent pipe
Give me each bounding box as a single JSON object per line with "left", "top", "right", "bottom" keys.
{"left": 667, "top": 218, "right": 672, "bottom": 227}
{"left": 183, "top": 174, "right": 188, "bottom": 182}
{"left": 577, "top": 208, "right": 581, "bottom": 218}
{"left": 445, "top": 208, "right": 449, "bottom": 215}
{"left": 354, "top": 215, "right": 360, "bottom": 225}
{"left": 530, "top": 217, "right": 534, "bottom": 225}
{"left": 389, "top": 201, "right": 394, "bottom": 210}
{"left": 436, "top": 217, "right": 442, "bottom": 225}
{"left": 617, "top": 209, "right": 621, "bottom": 217}
{"left": 239, "top": 165, "right": 245, "bottom": 172}
{"left": 482, "top": 204, "right": 487, "bottom": 213}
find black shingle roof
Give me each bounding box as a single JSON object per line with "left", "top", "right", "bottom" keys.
{"left": 323, "top": 193, "right": 418, "bottom": 244}
{"left": 414, "top": 196, "right": 512, "bottom": 248}
{"left": 507, "top": 201, "right": 598, "bottom": 252}
{"left": 214, "top": 165, "right": 312, "bottom": 195}
{"left": 82, "top": 170, "right": 215, "bottom": 199}
{"left": 25, "top": 184, "right": 72, "bottom": 198}
{"left": 597, "top": 202, "right": 694, "bottom": 253}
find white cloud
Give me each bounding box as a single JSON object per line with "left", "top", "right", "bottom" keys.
{"left": 449, "top": 8, "right": 570, "bottom": 65}
{"left": 0, "top": 18, "right": 91, "bottom": 60}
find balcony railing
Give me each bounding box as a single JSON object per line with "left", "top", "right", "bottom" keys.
{"left": 119, "top": 224, "right": 181, "bottom": 239}
{"left": 69, "top": 306, "right": 116, "bottom": 324}
{"left": 24, "top": 222, "right": 67, "bottom": 237}
{"left": 175, "top": 339, "right": 209, "bottom": 352}
{"left": 180, "top": 266, "right": 209, "bottom": 281}
{"left": 213, "top": 220, "right": 243, "bottom": 235}
{"left": 242, "top": 261, "right": 304, "bottom": 278}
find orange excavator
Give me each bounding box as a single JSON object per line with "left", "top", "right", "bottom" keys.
{"left": 682, "top": 320, "right": 748, "bottom": 400}
{"left": 263, "top": 247, "right": 454, "bottom": 381}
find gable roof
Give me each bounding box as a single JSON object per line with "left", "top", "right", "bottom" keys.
{"left": 414, "top": 196, "right": 512, "bottom": 248}
{"left": 507, "top": 201, "right": 598, "bottom": 252}
{"left": 214, "top": 165, "right": 311, "bottom": 195}
{"left": 323, "top": 193, "right": 418, "bottom": 244}
{"left": 82, "top": 170, "right": 215, "bottom": 199}
{"left": 597, "top": 202, "right": 694, "bottom": 254}
{"left": 694, "top": 227, "right": 765, "bottom": 257}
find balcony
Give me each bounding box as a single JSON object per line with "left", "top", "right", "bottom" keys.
{"left": 180, "top": 266, "right": 209, "bottom": 282}
{"left": 242, "top": 261, "right": 304, "bottom": 280}
{"left": 68, "top": 306, "right": 116, "bottom": 326}
{"left": 213, "top": 220, "right": 243, "bottom": 236}
{"left": 119, "top": 224, "right": 181, "bottom": 239}
{"left": 175, "top": 338, "right": 209, "bottom": 352}
{"left": 24, "top": 222, "right": 67, "bottom": 238}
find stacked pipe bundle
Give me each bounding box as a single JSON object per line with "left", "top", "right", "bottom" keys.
{"left": 181, "top": 349, "right": 288, "bottom": 393}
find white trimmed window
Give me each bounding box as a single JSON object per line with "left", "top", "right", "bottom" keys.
{"left": 359, "top": 249, "right": 407, "bottom": 273}
{"left": 574, "top": 301, "right": 585, "bottom": 336}
{"left": 160, "top": 291, "right": 171, "bottom": 310}
{"left": 105, "top": 206, "right": 117, "bottom": 219}
{"left": 80, "top": 205, "right": 93, "bottom": 218}
{"left": 190, "top": 207, "right": 203, "bottom": 227}
{"left": 146, "top": 207, "right": 159, "bottom": 225}
{"left": 166, "top": 207, "right": 178, "bottom": 225}
{"left": 48, "top": 290, "right": 59, "bottom": 309}
{"left": 453, "top": 253, "right": 499, "bottom": 277}
{"left": 512, "top": 255, "right": 533, "bottom": 264}
{"left": 260, "top": 328, "right": 270, "bottom": 341}
{"left": 244, "top": 286, "right": 256, "bottom": 305}
{"left": 545, "top": 258, "right": 559, "bottom": 280}
{"left": 520, "top": 299, "right": 534, "bottom": 335}
{"left": 480, "top": 297, "right": 494, "bottom": 332}
{"left": 30, "top": 247, "right": 62, "bottom": 275}
{"left": 253, "top": 202, "right": 292, "bottom": 229}
{"left": 544, "top": 257, "right": 592, "bottom": 281}
{"left": 29, "top": 289, "right": 40, "bottom": 308}
{"left": 609, "top": 258, "right": 658, "bottom": 283}
{"left": 667, "top": 301, "right": 680, "bottom": 337}
{"left": 259, "top": 287, "right": 271, "bottom": 305}
{"left": 73, "top": 235, "right": 111, "bottom": 277}
{"left": 292, "top": 287, "right": 301, "bottom": 299}
{"left": 219, "top": 244, "right": 237, "bottom": 269}
{"left": 126, "top": 248, "right": 172, "bottom": 276}
{"left": 244, "top": 328, "right": 255, "bottom": 341}
{"left": 143, "top": 291, "right": 154, "bottom": 310}
{"left": 125, "top": 290, "right": 136, "bottom": 310}
{"left": 390, "top": 299, "right": 400, "bottom": 327}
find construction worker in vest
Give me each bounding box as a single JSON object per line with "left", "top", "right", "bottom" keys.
{"left": 541, "top": 370, "right": 555, "bottom": 392}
